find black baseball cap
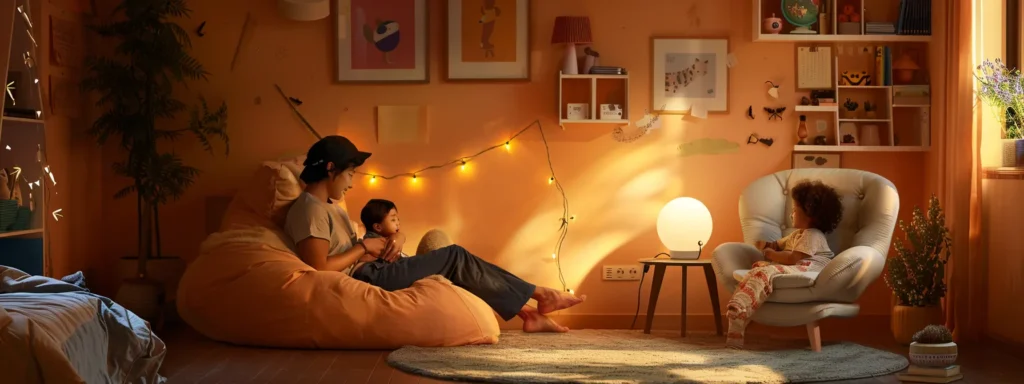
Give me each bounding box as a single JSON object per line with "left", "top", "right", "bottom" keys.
{"left": 303, "top": 135, "right": 372, "bottom": 169}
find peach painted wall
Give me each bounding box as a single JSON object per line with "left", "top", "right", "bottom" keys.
{"left": 82, "top": 0, "right": 937, "bottom": 327}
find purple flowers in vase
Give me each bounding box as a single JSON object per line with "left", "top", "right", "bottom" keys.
{"left": 975, "top": 58, "right": 1024, "bottom": 139}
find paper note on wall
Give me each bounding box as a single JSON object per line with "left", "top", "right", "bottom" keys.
{"left": 376, "top": 106, "right": 429, "bottom": 144}
{"left": 337, "top": 0, "right": 350, "bottom": 39}
{"left": 690, "top": 104, "right": 708, "bottom": 119}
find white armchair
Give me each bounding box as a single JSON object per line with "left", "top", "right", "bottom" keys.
{"left": 711, "top": 169, "right": 898, "bottom": 351}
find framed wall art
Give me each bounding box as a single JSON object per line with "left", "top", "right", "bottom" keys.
{"left": 792, "top": 153, "right": 842, "bottom": 169}
{"left": 651, "top": 37, "right": 729, "bottom": 114}
{"left": 446, "top": 0, "right": 530, "bottom": 81}
{"left": 336, "top": 0, "right": 429, "bottom": 83}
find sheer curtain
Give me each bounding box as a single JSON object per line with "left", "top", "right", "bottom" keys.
{"left": 931, "top": 0, "right": 983, "bottom": 343}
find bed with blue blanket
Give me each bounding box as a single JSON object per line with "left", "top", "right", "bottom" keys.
{"left": 0, "top": 266, "right": 167, "bottom": 383}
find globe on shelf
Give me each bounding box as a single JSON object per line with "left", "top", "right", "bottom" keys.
{"left": 782, "top": 0, "right": 819, "bottom": 35}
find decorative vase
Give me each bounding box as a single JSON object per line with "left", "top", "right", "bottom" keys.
{"left": 797, "top": 115, "right": 809, "bottom": 144}
{"left": 909, "top": 342, "right": 959, "bottom": 367}
{"left": 1000, "top": 139, "right": 1024, "bottom": 167}
{"left": 115, "top": 277, "right": 165, "bottom": 321}
{"left": 118, "top": 256, "right": 187, "bottom": 301}
{"left": 891, "top": 305, "right": 944, "bottom": 345}
{"left": 764, "top": 14, "right": 783, "bottom": 34}
{"left": 841, "top": 109, "right": 859, "bottom": 119}
{"left": 860, "top": 124, "right": 881, "bottom": 146}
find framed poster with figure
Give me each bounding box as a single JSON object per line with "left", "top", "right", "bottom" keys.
{"left": 651, "top": 37, "right": 729, "bottom": 114}
{"left": 446, "top": 0, "right": 530, "bottom": 81}
{"left": 336, "top": 0, "right": 429, "bottom": 83}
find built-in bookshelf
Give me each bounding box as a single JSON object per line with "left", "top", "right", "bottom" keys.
{"left": 753, "top": 0, "right": 932, "bottom": 43}
{"left": 0, "top": 0, "right": 48, "bottom": 276}
{"left": 792, "top": 42, "right": 931, "bottom": 153}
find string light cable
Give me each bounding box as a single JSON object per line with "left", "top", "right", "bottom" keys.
{"left": 275, "top": 84, "right": 572, "bottom": 292}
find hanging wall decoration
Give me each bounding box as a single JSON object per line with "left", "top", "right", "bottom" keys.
{"left": 652, "top": 37, "right": 729, "bottom": 114}
{"left": 336, "top": 0, "right": 429, "bottom": 83}
{"left": 446, "top": 0, "right": 531, "bottom": 81}
{"left": 764, "top": 107, "right": 786, "bottom": 120}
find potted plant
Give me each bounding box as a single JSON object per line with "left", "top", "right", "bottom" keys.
{"left": 884, "top": 195, "right": 951, "bottom": 345}
{"left": 863, "top": 101, "right": 877, "bottom": 119}
{"left": 842, "top": 98, "right": 859, "bottom": 119}
{"left": 909, "top": 325, "right": 958, "bottom": 368}
{"left": 81, "top": 0, "right": 229, "bottom": 320}
{"left": 975, "top": 58, "right": 1024, "bottom": 167}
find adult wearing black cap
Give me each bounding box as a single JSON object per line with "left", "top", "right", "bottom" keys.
{"left": 284, "top": 135, "right": 585, "bottom": 333}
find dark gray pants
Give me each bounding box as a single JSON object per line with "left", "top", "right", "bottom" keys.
{"left": 351, "top": 244, "right": 536, "bottom": 321}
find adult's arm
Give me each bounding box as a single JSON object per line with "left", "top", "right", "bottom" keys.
{"left": 296, "top": 238, "right": 367, "bottom": 272}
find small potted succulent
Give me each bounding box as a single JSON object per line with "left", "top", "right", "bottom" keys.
{"left": 909, "top": 325, "right": 958, "bottom": 368}
{"left": 842, "top": 98, "right": 860, "bottom": 119}
{"left": 864, "top": 101, "right": 877, "bottom": 119}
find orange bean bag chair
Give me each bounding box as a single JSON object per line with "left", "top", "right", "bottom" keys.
{"left": 176, "top": 157, "right": 500, "bottom": 349}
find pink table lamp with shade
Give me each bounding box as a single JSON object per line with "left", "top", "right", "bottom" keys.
{"left": 551, "top": 16, "right": 592, "bottom": 75}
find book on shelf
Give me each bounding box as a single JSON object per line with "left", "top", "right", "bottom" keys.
{"left": 588, "top": 66, "right": 626, "bottom": 75}
{"left": 908, "top": 365, "right": 961, "bottom": 377}
{"left": 897, "top": 0, "right": 932, "bottom": 36}
{"left": 866, "top": 22, "right": 896, "bottom": 34}
{"left": 874, "top": 46, "right": 892, "bottom": 86}
{"left": 896, "top": 373, "right": 962, "bottom": 383}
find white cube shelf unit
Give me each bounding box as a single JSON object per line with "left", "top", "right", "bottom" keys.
{"left": 752, "top": 0, "right": 932, "bottom": 43}
{"left": 557, "top": 73, "right": 630, "bottom": 127}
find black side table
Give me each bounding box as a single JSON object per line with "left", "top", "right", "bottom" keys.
{"left": 637, "top": 258, "right": 723, "bottom": 337}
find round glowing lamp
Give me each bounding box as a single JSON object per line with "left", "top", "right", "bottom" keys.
{"left": 656, "top": 197, "right": 713, "bottom": 260}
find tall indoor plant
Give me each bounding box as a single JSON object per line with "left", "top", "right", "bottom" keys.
{"left": 884, "top": 195, "right": 952, "bottom": 345}
{"left": 975, "top": 58, "right": 1024, "bottom": 167}
{"left": 81, "top": 0, "right": 228, "bottom": 318}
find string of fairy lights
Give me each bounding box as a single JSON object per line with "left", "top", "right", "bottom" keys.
{"left": 275, "top": 84, "right": 572, "bottom": 293}
{"left": 3, "top": 2, "right": 60, "bottom": 276}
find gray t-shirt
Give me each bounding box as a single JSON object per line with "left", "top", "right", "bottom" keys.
{"left": 284, "top": 192, "right": 359, "bottom": 273}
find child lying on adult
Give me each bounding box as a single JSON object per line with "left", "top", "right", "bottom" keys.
{"left": 284, "top": 135, "right": 586, "bottom": 333}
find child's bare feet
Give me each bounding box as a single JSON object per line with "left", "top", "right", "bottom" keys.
{"left": 518, "top": 305, "right": 569, "bottom": 333}
{"left": 534, "top": 287, "right": 586, "bottom": 315}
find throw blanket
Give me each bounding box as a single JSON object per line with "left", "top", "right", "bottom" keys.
{"left": 0, "top": 266, "right": 167, "bottom": 384}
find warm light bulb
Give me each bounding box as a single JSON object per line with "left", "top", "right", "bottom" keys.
{"left": 460, "top": 160, "right": 467, "bottom": 171}
{"left": 568, "top": 289, "right": 575, "bottom": 295}
{"left": 412, "top": 174, "right": 418, "bottom": 182}
{"left": 505, "top": 141, "right": 510, "bottom": 151}
{"left": 370, "top": 175, "right": 377, "bottom": 183}
{"left": 551, "top": 253, "right": 557, "bottom": 259}
{"left": 33, "top": 79, "right": 38, "bottom": 84}
{"left": 548, "top": 176, "right": 554, "bottom": 184}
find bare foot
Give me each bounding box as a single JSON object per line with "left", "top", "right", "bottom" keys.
{"left": 522, "top": 312, "right": 569, "bottom": 333}
{"left": 535, "top": 287, "right": 586, "bottom": 315}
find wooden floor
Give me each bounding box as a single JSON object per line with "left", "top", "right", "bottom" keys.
{"left": 160, "top": 326, "right": 1024, "bottom": 383}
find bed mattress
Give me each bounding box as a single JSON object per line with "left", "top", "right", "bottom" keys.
{"left": 0, "top": 268, "right": 167, "bottom": 384}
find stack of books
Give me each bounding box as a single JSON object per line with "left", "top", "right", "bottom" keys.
{"left": 896, "top": 364, "right": 962, "bottom": 383}
{"left": 866, "top": 22, "right": 896, "bottom": 35}
{"left": 896, "top": 0, "right": 933, "bottom": 35}
{"left": 589, "top": 66, "right": 626, "bottom": 75}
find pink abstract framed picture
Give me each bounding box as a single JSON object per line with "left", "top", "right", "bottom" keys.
{"left": 336, "top": 0, "right": 429, "bottom": 83}
{"left": 445, "top": 0, "right": 530, "bottom": 81}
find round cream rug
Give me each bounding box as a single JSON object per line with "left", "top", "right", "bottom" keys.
{"left": 388, "top": 330, "right": 908, "bottom": 383}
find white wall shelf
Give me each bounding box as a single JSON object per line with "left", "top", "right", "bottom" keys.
{"left": 558, "top": 72, "right": 630, "bottom": 128}
{"left": 2, "top": 116, "right": 43, "bottom": 124}
{"left": 752, "top": 0, "right": 931, "bottom": 43}
{"left": 0, "top": 228, "right": 43, "bottom": 239}
{"left": 794, "top": 105, "right": 838, "bottom": 112}
{"left": 794, "top": 145, "right": 930, "bottom": 153}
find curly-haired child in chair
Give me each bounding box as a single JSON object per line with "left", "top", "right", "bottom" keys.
{"left": 726, "top": 180, "right": 843, "bottom": 348}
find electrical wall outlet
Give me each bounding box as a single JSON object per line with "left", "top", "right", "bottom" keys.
{"left": 602, "top": 265, "right": 642, "bottom": 281}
